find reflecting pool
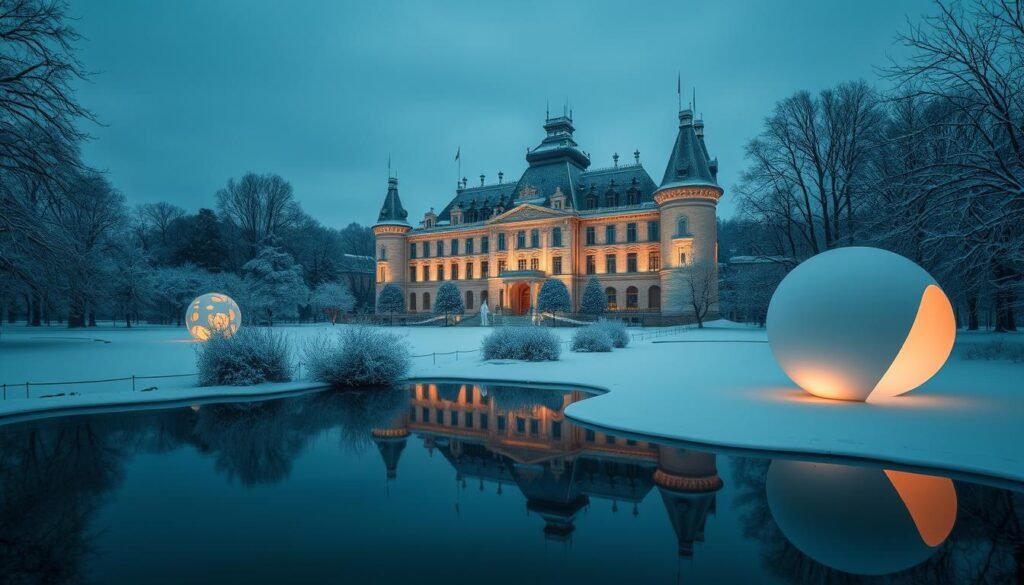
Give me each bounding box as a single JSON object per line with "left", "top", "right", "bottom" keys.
{"left": 0, "top": 382, "right": 1020, "bottom": 584}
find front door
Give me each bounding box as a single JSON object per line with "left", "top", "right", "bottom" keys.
{"left": 511, "top": 283, "right": 531, "bottom": 315}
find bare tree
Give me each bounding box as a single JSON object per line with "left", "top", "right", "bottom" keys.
{"left": 737, "top": 81, "right": 883, "bottom": 258}
{"left": 215, "top": 173, "right": 301, "bottom": 259}
{"left": 670, "top": 260, "right": 717, "bottom": 328}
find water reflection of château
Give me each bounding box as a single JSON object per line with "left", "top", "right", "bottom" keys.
{"left": 371, "top": 382, "right": 723, "bottom": 557}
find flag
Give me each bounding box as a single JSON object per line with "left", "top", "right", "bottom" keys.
{"left": 455, "top": 147, "right": 460, "bottom": 161}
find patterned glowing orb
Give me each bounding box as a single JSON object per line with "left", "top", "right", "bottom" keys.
{"left": 767, "top": 460, "right": 957, "bottom": 576}
{"left": 767, "top": 247, "right": 955, "bottom": 402}
{"left": 186, "top": 292, "right": 241, "bottom": 341}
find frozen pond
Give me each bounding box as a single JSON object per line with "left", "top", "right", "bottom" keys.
{"left": 1, "top": 382, "right": 1020, "bottom": 584}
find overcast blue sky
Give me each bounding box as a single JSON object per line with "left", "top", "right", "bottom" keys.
{"left": 69, "top": 0, "right": 936, "bottom": 224}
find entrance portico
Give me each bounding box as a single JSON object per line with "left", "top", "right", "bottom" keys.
{"left": 498, "top": 270, "right": 545, "bottom": 316}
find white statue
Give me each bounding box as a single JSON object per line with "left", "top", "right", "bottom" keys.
{"left": 479, "top": 300, "right": 489, "bottom": 326}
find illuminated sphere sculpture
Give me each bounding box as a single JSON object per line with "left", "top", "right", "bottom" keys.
{"left": 766, "top": 460, "right": 957, "bottom": 576}
{"left": 186, "top": 292, "right": 241, "bottom": 341}
{"left": 766, "top": 247, "right": 955, "bottom": 401}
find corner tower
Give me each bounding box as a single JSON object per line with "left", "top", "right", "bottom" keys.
{"left": 654, "top": 109, "right": 723, "bottom": 319}
{"left": 373, "top": 177, "right": 411, "bottom": 303}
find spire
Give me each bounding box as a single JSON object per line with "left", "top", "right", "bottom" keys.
{"left": 656, "top": 108, "right": 718, "bottom": 192}
{"left": 375, "top": 176, "right": 410, "bottom": 225}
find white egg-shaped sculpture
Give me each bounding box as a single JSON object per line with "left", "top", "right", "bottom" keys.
{"left": 766, "top": 460, "right": 957, "bottom": 576}
{"left": 766, "top": 247, "right": 955, "bottom": 402}
{"left": 186, "top": 292, "right": 241, "bottom": 341}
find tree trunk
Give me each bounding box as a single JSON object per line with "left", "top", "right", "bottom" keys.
{"left": 88, "top": 310, "right": 97, "bottom": 328}
{"left": 967, "top": 293, "right": 979, "bottom": 331}
{"left": 30, "top": 291, "right": 41, "bottom": 326}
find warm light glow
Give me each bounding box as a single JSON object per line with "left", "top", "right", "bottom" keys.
{"left": 767, "top": 247, "right": 957, "bottom": 402}
{"left": 185, "top": 292, "right": 242, "bottom": 341}
{"left": 869, "top": 285, "right": 956, "bottom": 401}
{"left": 883, "top": 470, "right": 957, "bottom": 547}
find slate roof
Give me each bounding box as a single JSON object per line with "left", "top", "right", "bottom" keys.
{"left": 438, "top": 181, "right": 519, "bottom": 223}
{"left": 375, "top": 177, "right": 409, "bottom": 225}
{"left": 658, "top": 110, "right": 719, "bottom": 191}
{"left": 576, "top": 163, "right": 658, "bottom": 211}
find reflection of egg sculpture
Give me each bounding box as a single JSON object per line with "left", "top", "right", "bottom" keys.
{"left": 767, "top": 247, "right": 956, "bottom": 401}
{"left": 766, "top": 460, "right": 957, "bottom": 576}
{"left": 186, "top": 292, "right": 241, "bottom": 341}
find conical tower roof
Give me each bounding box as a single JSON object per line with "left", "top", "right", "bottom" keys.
{"left": 376, "top": 177, "right": 410, "bottom": 226}
{"left": 657, "top": 109, "right": 719, "bottom": 193}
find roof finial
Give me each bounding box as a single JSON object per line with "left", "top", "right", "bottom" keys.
{"left": 677, "top": 72, "right": 682, "bottom": 111}
{"left": 692, "top": 87, "right": 697, "bottom": 113}
{"left": 546, "top": 101, "right": 550, "bottom": 121}
{"left": 634, "top": 149, "right": 640, "bottom": 165}
{"left": 480, "top": 174, "right": 485, "bottom": 186}
{"left": 387, "top": 153, "right": 392, "bottom": 178}
{"left": 613, "top": 152, "right": 619, "bottom": 168}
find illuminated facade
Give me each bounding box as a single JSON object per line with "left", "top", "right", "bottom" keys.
{"left": 372, "top": 108, "right": 722, "bottom": 323}
{"left": 371, "top": 382, "right": 723, "bottom": 555}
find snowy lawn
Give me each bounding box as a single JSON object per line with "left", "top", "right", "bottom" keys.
{"left": 1, "top": 321, "right": 1021, "bottom": 484}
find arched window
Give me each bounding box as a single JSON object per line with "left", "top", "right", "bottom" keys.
{"left": 648, "top": 286, "right": 661, "bottom": 309}
{"left": 466, "top": 290, "right": 474, "bottom": 310}
{"left": 423, "top": 292, "right": 431, "bottom": 311}
{"left": 481, "top": 290, "right": 489, "bottom": 306}
{"left": 409, "top": 293, "right": 417, "bottom": 312}
{"left": 605, "top": 287, "right": 618, "bottom": 310}
{"left": 626, "top": 286, "right": 639, "bottom": 309}
{"left": 677, "top": 216, "right": 689, "bottom": 236}
{"left": 379, "top": 246, "right": 387, "bottom": 260}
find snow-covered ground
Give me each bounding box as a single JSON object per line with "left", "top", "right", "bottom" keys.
{"left": 1, "top": 321, "right": 1021, "bottom": 484}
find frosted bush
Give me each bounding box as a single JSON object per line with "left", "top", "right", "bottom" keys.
{"left": 482, "top": 327, "right": 561, "bottom": 361}
{"left": 304, "top": 324, "right": 411, "bottom": 387}
{"left": 196, "top": 328, "right": 293, "bottom": 386}
{"left": 572, "top": 324, "right": 613, "bottom": 352}
{"left": 596, "top": 319, "right": 630, "bottom": 348}
{"left": 962, "top": 339, "right": 1024, "bottom": 363}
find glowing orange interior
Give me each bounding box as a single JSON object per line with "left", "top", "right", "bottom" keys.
{"left": 883, "top": 470, "right": 957, "bottom": 547}
{"left": 869, "top": 285, "right": 956, "bottom": 401}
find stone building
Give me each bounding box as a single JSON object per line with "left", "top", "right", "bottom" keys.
{"left": 372, "top": 107, "right": 722, "bottom": 323}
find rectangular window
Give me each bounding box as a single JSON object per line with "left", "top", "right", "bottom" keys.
{"left": 517, "top": 259, "right": 527, "bottom": 271}
{"left": 451, "top": 264, "right": 460, "bottom": 280}
{"left": 606, "top": 225, "right": 616, "bottom": 244}
{"left": 553, "top": 256, "right": 563, "bottom": 275}
{"left": 422, "top": 407, "right": 429, "bottom": 422}
{"left": 605, "top": 434, "right": 616, "bottom": 445}
{"left": 378, "top": 266, "right": 386, "bottom": 282}
{"left": 585, "top": 227, "right": 596, "bottom": 245}
{"left": 585, "top": 428, "right": 595, "bottom": 442}
{"left": 422, "top": 242, "right": 430, "bottom": 258}
{"left": 409, "top": 407, "right": 416, "bottom": 422}
{"left": 466, "top": 263, "right": 474, "bottom": 279}
{"left": 530, "top": 419, "right": 539, "bottom": 435}
{"left": 627, "top": 253, "right": 638, "bottom": 273}
{"left": 450, "top": 411, "right": 459, "bottom": 426}
{"left": 552, "top": 421, "right": 562, "bottom": 440}
{"left": 465, "top": 413, "right": 473, "bottom": 428}
{"left": 516, "top": 417, "right": 526, "bottom": 434}
{"left": 466, "top": 238, "right": 474, "bottom": 255}
{"left": 530, "top": 229, "right": 540, "bottom": 248}
{"left": 410, "top": 243, "right": 417, "bottom": 259}
{"left": 649, "top": 252, "right": 660, "bottom": 271}
{"left": 679, "top": 251, "right": 687, "bottom": 266}
{"left": 410, "top": 266, "right": 417, "bottom": 282}
{"left": 422, "top": 266, "right": 429, "bottom": 281}
{"left": 481, "top": 236, "right": 490, "bottom": 253}
{"left": 530, "top": 258, "right": 539, "bottom": 271}
{"left": 451, "top": 239, "right": 459, "bottom": 256}
{"left": 606, "top": 254, "right": 617, "bottom": 274}
{"left": 481, "top": 261, "right": 489, "bottom": 277}
{"left": 497, "top": 233, "right": 506, "bottom": 251}
{"left": 516, "top": 231, "right": 526, "bottom": 249}
{"left": 627, "top": 223, "right": 637, "bottom": 243}
{"left": 498, "top": 259, "right": 506, "bottom": 274}
{"left": 552, "top": 227, "right": 563, "bottom": 247}
{"left": 497, "top": 415, "right": 506, "bottom": 431}
{"left": 437, "top": 265, "right": 445, "bottom": 281}
{"left": 480, "top": 413, "right": 489, "bottom": 430}
{"left": 586, "top": 255, "right": 596, "bottom": 275}
{"left": 436, "top": 409, "right": 444, "bottom": 424}
{"left": 648, "top": 220, "right": 660, "bottom": 241}
{"left": 436, "top": 241, "right": 444, "bottom": 257}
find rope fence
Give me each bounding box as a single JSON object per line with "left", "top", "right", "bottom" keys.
{"left": 2, "top": 324, "right": 696, "bottom": 400}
